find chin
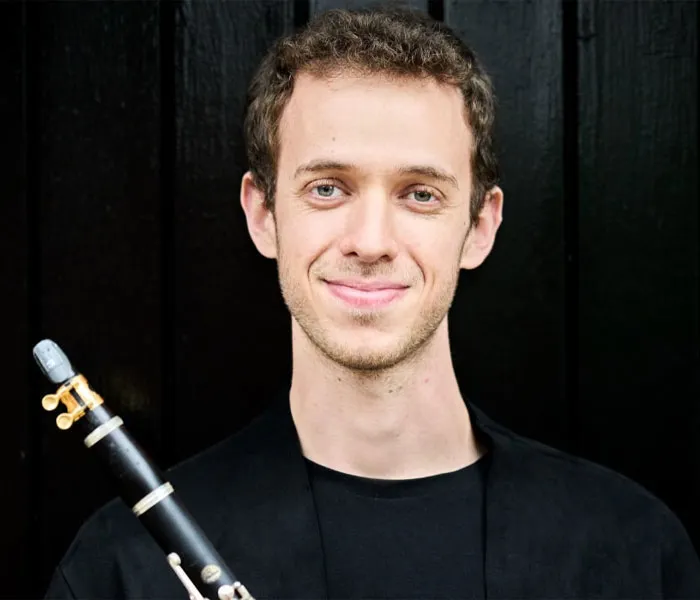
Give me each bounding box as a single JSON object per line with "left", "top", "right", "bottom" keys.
{"left": 313, "top": 328, "right": 429, "bottom": 372}
{"left": 321, "top": 345, "right": 409, "bottom": 372}
{"left": 289, "top": 295, "right": 450, "bottom": 372}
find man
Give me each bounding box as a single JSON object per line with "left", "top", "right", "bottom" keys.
{"left": 46, "top": 6, "right": 700, "bottom": 599}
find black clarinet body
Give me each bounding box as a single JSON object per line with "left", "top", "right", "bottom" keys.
{"left": 33, "top": 339, "right": 254, "bottom": 600}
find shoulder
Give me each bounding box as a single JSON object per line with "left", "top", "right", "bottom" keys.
{"left": 493, "top": 414, "right": 680, "bottom": 529}
{"left": 72, "top": 402, "right": 276, "bottom": 537}
{"left": 166, "top": 400, "right": 286, "bottom": 502}
{"left": 476, "top": 405, "right": 661, "bottom": 507}
{"left": 482, "top": 411, "right": 699, "bottom": 572}
{"left": 47, "top": 494, "right": 161, "bottom": 598}
{"left": 465, "top": 403, "right": 700, "bottom": 593}
{"left": 50, "top": 405, "right": 280, "bottom": 598}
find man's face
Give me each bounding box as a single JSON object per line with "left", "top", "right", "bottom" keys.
{"left": 252, "top": 72, "right": 487, "bottom": 371}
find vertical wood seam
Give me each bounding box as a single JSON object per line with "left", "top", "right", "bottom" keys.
{"left": 427, "top": 0, "right": 443, "bottom": 22}
{"left": 24, "top": 2, "right": 44, "bottom": 593}
{"left": 160, "top": 0, "right": 176, "bottom": 466}
{"left": 294, "top": 0, "right": 310, "bottom": 29}
{"left": 697, "top": 1, "right": 700, "bottom": 366}
{"left": 562, "top": 0, "right": 580, "bottom": 457}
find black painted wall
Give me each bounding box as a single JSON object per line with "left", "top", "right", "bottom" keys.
{"left": 1, "top": 1, "right": 698, "bottom": 597}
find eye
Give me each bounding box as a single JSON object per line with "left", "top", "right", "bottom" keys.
{"left": 310, "top": 183, "right": 342, "bottom": 199}
{"left": 408, "top": 188, "right": 439, "bottom": 204}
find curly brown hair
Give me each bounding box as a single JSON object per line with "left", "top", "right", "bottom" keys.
{"left": 243, "top": 5, "right": 499, "bottom": 227}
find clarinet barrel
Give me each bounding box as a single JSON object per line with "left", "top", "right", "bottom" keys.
{"left": 33, "top": 339, "right": 254, "bottom": 600}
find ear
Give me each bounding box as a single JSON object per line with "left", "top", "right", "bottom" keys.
{"left": 240, "top": 171, "right": 278, "bottom": 259}
{"left": 460, "top": 185, "right": 504, "bottom": 270}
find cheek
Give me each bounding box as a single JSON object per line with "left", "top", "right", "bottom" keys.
{"left": 278, "top": 215, "right": 333, "bottom": 271}
{"left": 404, "top": 224, "right": 464, "bottom": 278}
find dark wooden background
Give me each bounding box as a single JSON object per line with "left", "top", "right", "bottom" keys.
{"left": 2, "top": 0, "right": 698, "bottom": 597}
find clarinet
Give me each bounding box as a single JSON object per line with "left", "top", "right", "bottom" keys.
{"left": 33, "top": 339, "right": 255, "bottom": 600}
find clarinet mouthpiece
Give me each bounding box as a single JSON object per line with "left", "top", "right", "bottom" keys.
{"left": 33, "top": 339, "right": 77, "bottom": 385}
{"left": 34, "top": 340, "right": 97, "bottom": 430}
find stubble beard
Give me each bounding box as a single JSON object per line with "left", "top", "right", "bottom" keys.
{"left": 276, "top": 246, "right": 461, "bottom": 374}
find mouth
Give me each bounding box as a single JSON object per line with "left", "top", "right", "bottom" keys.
{"left": 323, "top": 280, "right": 409, "bottom": 309}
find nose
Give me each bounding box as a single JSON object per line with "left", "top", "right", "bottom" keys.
{"left": 338, "top": 193, "right": 399, "bottom": 263}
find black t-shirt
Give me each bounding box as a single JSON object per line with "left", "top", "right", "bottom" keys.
{"left": 305, "top": 454, "right": 488, "bottom": 600}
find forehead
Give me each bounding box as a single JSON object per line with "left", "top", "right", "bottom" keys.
{"left": 277, "top": 72, "right": 473, "bottom": 179}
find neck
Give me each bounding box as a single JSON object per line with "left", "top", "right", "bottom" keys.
{"left": 289, "top": 318, "right": 483, "bottom": 479}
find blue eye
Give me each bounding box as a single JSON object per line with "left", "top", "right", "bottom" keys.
{"left": 314, "top": 184, "right": 337, "bottom": 198}
{"left": 411, "top": 189, "right": 435, "bottom": 203}
{"left": 307, "top": 182, "right": 441, "bottom": 206}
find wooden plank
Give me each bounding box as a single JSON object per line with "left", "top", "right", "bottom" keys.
{"left": 33, "top": 1, "right": 163, "bottom": 590}
{"left": 577, "top": 0, "right": 699, "bottom": 546}
{"left": 311, "top": 0, "right": 428, "bottom": 13}
{"left": 444, "top": 0, "right": 569, "bottom": 449}
{"left": 0, "top": 2, "right": 30, "bottom": 595}
{"left": 168, "top": 0, "right": 296, "bottom": 464}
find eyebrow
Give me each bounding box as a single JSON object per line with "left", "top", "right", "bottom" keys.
{"left": 293, "top": 160, "right": 460, "bottom": 190}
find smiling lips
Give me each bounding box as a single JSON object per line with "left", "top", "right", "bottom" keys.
{"left": 324, "top": 279, "right": 409, "bottom": 308}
